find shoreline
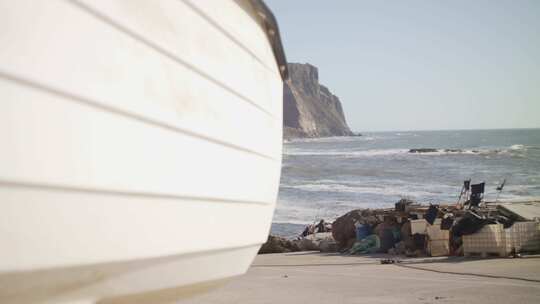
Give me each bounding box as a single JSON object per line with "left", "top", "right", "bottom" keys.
{"left": 264, "top": 198, "right": 540, "bottom": 258}
{"left": 271, "top": 197, "right": 540, "bottom": 239}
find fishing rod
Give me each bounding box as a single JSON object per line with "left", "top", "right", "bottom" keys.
{"left": 456, "top": 179, "right": 471, "bottom": 207}
{"left": 494, "top": 178, "right": 506, "bottom": 203}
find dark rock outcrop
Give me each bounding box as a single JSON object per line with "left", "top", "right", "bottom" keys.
{"left": 332, "top": 209, "right": 383, "bottom": 250}
{"left": 258, "top": 233, "right": 338, "bottom": 254}
{"left": 258, "top": 235, "right": 301, "bottom": 254}
{"left": 319, "top": 239, "right": 339, "bottom": 252}
{"left": 409, "top": 148, "right": 439, "bottom": 153}
{"left": 283, "top": 63, "right": 353, "bottom": 138}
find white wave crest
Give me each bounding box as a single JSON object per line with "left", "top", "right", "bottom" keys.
{"left": 286, "top": 136, "right": 377, "bottom": 144}
{"left": 284, "top": 145, "right": 529, "bottom": 157}
{"left": 282, "top": 182, "right": 439, "bottom": 197}
{"left": 510, "top": 144, "right": 525, "bottom": 150}
{"left": 283, "top": 148, "right": 407, "bottom": 157}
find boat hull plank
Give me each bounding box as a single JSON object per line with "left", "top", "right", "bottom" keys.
{"left": 0, "top": 0, "right": 283, "bottom": 157}
{"left": 0, "top": 185, "right": 272, "bottom": 272}
{"left": 182, "top": 0, "right": 280, "bottom": 74}
{"left": 75, "top": 0, "right": 281, "bottom": 114}
{"left": 0, "top": 241, "right": 259, "bottom": 304}
{"left": 1, "top": 85, "right": 280, "bottom": 204}
{"left": 0, "top": 0, "right": 283, "bottom": 302}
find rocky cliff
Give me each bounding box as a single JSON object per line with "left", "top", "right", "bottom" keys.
{"left": 283, "top": 63, "right": 353, "bottom": 138}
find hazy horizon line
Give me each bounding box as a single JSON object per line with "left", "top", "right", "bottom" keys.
{"left": 356, "top": 127, "right": 540, "bottom": 133}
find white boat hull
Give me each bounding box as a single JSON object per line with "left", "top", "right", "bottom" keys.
{"left": 0, "top": 0, "right": 284, "bottom": 302}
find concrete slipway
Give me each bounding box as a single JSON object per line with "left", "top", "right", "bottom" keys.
{"left": 181, "top": 252, "right": 540, "bottom": 304}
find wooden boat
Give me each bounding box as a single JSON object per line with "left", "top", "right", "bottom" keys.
{"left": 0, "top": 0, "right": 287, "bottom": 303}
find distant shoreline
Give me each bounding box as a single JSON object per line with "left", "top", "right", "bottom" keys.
{"left": 355, "top": 127, "right": 540, "bottom": 133}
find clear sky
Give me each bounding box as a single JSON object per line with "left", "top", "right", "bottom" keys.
{"left": 265, "top": 0, "right": 540, "bottom": 132}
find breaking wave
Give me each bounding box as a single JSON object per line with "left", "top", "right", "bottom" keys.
{"left": 286, "top": 135, "right": 377, "bottom": 143}
{"left": 281, "top": 181, "right": 450, "bottom": 198}
{"left": 283, "top": 148, "right": 407, "bottom": 157}
{"left": 395, "top": 132, "right": 420, "bottom": 137}
{"left": 284, "top": 145, "right": 530, "bottom": 157}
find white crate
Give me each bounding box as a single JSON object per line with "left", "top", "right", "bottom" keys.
{"left": 505, "top": 222, "right": 540, "bottom": 253}
{"left": 411, "top": 219, "right": 427, "bottom": 235}
{"left": 463, "top": 224, "right": 507, "bottom": 257}
{"left": 427, "top": 224, "right": 449, "bottom": 241}
{"left": 427, "top": 224, "right": 450, "bottom": 257}
{"left": 428, "top": 239, "right": 450, "bottom": 257}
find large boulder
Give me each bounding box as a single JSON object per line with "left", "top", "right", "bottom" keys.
{"left": 298, "top": 232, "right": 335, "bottom": 251}
{"left": 332, "top": 209, "right": 382, "bottom": 250}
{"left": 409, "top": 148, "right": 439, "bottom": 153}
{"left": 373, "top": 216, "right": 401, "bottom": 253}
{"left": 319, "top": 240, "right": 338, "bottom": 252}
{"left": 258, "top": 235, "right": 300, "bottom": 254}
{"left": 400, "top": 221, "right": 415, "bottom": 250}
{"left": 297, "top": 238, "right": 319, "bottom": 251}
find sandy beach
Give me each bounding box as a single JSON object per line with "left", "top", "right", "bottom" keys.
{"left": 181, "top": 252, "right": 540, "bottom": 304}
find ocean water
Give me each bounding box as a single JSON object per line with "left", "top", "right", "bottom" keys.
{"left": 271, "top": 129, "right": 540, "bottom": 238}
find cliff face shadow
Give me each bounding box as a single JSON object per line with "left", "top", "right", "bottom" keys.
{"left": 283, "top": 63, "right": 353, "bottom": 139}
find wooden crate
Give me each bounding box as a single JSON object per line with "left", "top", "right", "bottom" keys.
{"left": 427, "top": 224, "right": 449, "bottom": 257}
{"left": 506, "top": 222, "right": 540, "bottom": 253}
{"left": 463, "top": 224, "right": 508, "bottom": 257}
